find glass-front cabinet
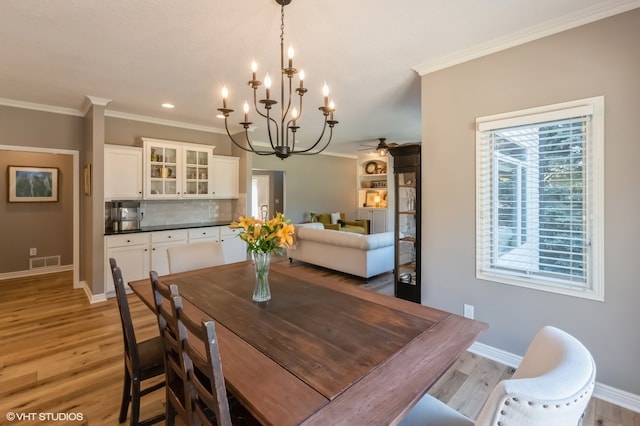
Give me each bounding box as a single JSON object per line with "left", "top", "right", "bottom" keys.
{"left": 142, "top": 138, "right": 215, "bottom": 199}
{"left": 389, "top": 143, "right": 421, "bottom": 303}
{"left": 147, "top": 142, "right": 180, "bottom": 198}
{"left": 184, "top": 146, "right": 211, "bottom": 197}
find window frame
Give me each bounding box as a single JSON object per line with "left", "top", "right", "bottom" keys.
{"left": 476, "top": 97, "right": 604, "bottom": 301}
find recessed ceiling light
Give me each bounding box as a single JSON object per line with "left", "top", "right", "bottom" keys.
{"left": 162, "top": 103, "right": 175, "bottom": 109}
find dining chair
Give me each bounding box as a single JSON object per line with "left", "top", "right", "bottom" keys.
{"left": 171, "top": 292, "right": 233, "bottom": 426}
{"left": 109, "top": 258, "right": 165, "bottom": 426}
{"left": 399, "top": 326, "right": 596, "bottom": 426}
{"left": 167, "top": 241, "right": 226, "bottom": 274}
{"left": 150, "top": 270, "right": 191, "bottom": 425}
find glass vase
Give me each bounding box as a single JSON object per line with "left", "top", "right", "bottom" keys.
{"left": 252, "top": 251, "right": 271, "bottom": 302}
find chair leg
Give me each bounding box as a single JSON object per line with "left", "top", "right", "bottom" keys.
{"left": 130, "top": 379, "right": 141, "bottom": 426}
{"left": 165, "top": 398, "right": 176, "bottom": 426}
{"left": 119, "top": 366, "right": 132, "bottom": 423}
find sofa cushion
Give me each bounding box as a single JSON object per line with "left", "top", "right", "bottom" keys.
{"left": 330, "top": 212, "right": 341, "bottom": 224}
{"left": 296, "top": 227, "right": 393, "bottom": 251}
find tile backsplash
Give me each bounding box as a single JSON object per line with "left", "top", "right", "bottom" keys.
{"left": 141, "top": 199, "right": 234, "bottom": 226}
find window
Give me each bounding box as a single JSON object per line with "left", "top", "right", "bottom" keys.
{"left": 476, "top": 97, "right": 604, "bottom": 300}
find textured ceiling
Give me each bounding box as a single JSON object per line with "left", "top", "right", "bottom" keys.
{"left": 0, "top": 0, "right": 637, "bottom": 154}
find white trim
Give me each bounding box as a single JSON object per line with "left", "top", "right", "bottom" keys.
{"left": 412, "top": 0, "right": 640, "bottom": 75}
{"left": 82, "top": 95, "right": 112, "bottom": 115}
{"left": 0, "top": 264, "right": 73, "bottom": 281}
{"left": 469, "top": 342, "right": 640, "bottom": 413}
{"left": 105, "top": 110, "right": 227, "bottom": 134}
{"left": 0, "top": 97, "right": 84, "bottom": 117}
{"left": 78, "top": 280, "right": 108, "bottom": 304}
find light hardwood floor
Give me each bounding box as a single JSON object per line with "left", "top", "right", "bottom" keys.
{"left": 0, "top": 263, "right": 637, "bottom": 425}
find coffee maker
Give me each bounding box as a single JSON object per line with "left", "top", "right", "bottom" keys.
{"left": 109, "top": 201, "right": 142, "bottom": 232}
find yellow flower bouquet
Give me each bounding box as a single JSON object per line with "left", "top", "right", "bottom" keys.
{"left": 229, "top": 212, "right": 295, "bottom": 255}
{"left": 229, "top": 213, "right": 295, "bottom": 302}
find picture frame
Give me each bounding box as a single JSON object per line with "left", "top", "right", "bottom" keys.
{"left": 365, "top": 191, "right": 379, "bottom": 207}
{"left": 84, "top": 163, "right": 92, "bottom": 196}
{"left": 7, "top": 166, "right": 59, "bottom": 203}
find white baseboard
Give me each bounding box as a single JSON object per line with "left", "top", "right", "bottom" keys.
{"left": 469, "top": 342, "right": 640, "bottom": 413}
{"left": 77, "top": 280, "right": 107, "bottom": 304}
{"left": 0, "top": 264, "right": 73, "bottom": 281}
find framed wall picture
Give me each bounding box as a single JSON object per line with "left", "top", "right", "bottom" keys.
{"left": 7, "top": 166, "right": 59, "bottom": 202}
{"left": 84, "top": 163, "right": 92, "bottom": 196}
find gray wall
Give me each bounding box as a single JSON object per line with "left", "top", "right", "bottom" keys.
{"left": 253, "top": 153, "right": 357, "bottom": 224}
{"left": 105, "top": 116, "right": 233, "bottom": 154}
{"left": 421, "top": 9, "right": 640, "bottom": 394}
{"left": 0, "top": 150, "right": 74, "bottom": 272}
{"left": 0, "top": 107, "right": 83, "bottom": 274}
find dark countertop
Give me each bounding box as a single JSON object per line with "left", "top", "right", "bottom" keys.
{"left": 105, "top": 221, "right": 233, "bottom": 236}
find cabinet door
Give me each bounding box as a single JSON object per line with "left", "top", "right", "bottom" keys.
{"left": 151, "top": 230, "right": 188, "bottom": 275}
{"left": 104, "top": 145, "right": 143, "bottom": 200}
{"left": 211, "top": 156, "right": 239, "bottom": 199}
{"left": 183, "top": 146, "right": 213, "bottom": 198}
{"left": 143, "top": 139, "right": 182, "bottom": 199}
{"left": 220, "top": 228, "right": 247, "bottom": 263}
{"left": 105, "top": 244, "right": 150, "bottom": 297}
{"left": 371, "top": 209, "right": 387, "bottom": 233}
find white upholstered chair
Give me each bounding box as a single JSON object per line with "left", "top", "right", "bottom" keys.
{"left": 399, "top": 326, "right": 596, "bottom": 426}
{"left": 166, "top": 241, "right": 225, "bottom": 274}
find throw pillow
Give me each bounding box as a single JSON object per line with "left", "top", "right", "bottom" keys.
{"left": 330, "top": 212, "right": 341, "bottom": 225}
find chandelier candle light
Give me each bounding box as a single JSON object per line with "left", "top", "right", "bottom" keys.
{"left": 218, "top": 0, "right": 338, "bottom": 159}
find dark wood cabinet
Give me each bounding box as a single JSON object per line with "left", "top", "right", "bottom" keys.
{"left": 389, "top": 143, "right": 421, "bottom": 303}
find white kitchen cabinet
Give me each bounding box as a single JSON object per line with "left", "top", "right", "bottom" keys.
{"left": 183, "top": 145, "right": 213, "bottom": 199}
{"left": 104, "top": 233, "right": 151, "bottom": 297}
{"left": 104, "top": 145, "right": 143, "bottom": 200}
{"left": 143, "top": 138, "right": 183, "bottom": 199}
{"left": 211, "top": 155, "right": 239, "bottom": 199}
{"left": 188, "top": 227, "right": 220, "bottom": 243}
{"left": 150, "top": 230, "right": 188, "bottom": 276}
{"left": 220, "top": 227, "right": 247, "bottom": 263}
{"left": 141, "top": 138, "right": 238, "bottom": 200}
{"left": 358, "top": 208, "right": 388, "bottom": 234}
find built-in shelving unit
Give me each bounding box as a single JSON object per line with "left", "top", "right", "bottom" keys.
{"left": 357, "top": 155, "right": 389, "bottom": 233}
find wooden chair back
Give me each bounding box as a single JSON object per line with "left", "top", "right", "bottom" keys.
{"left": 150, "top": 271, "right": 190, "bottom": 424}
{"left": 172, "top": 294, "right": 232, "bottom": 426}
{"left": 110, "top": 258, "right": 165, "bottom": 425}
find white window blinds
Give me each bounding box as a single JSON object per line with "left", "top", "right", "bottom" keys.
{"left": 476, "top": 98, "right": 604, "bottom": 300}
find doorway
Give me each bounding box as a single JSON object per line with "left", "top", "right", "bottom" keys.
{"left": 251, "top": 170, "right": 285, "bottom": 220}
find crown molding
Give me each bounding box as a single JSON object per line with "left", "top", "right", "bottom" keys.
{"left": 0, "top": 97, "right": 84, "bottom": 117}
{"left": 412, "top": 0, "right": 640, "bottom": 76}
{"left": 0, "top": 96, "right": 228, "bottom": 134}
{"left": 105, "top": 110, "right": 227, "bottom": 134}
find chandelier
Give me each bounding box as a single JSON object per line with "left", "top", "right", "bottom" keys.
{"left": 217, "top": 0, "right": 338, "bottom": 159}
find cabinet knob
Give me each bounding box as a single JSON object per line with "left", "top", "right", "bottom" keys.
{"left": 168, "top": 235, "right": 171, "bottom": 239}
{"left": 126, "top": 239, "right": 131, "bottom": 243}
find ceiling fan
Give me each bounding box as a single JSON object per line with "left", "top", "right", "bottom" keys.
{"left": 357, "top": 138, "right": 398, "bottom": 156}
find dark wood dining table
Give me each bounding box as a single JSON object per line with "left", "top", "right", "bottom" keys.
{"left": 128, "top": 260, "right": 487, "bottom": 426}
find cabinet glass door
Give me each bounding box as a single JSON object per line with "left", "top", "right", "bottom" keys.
{"left": 149, "top": 145, "right": 178, "bottom": 196}
{"left": 397, "top": 172, "right": 417, "bottom": 286}
{"left": 184, "top": 148, "right": 210, "bottom": 197}
{"left": 390, "top": 143, "right": 421, "bottom": 304}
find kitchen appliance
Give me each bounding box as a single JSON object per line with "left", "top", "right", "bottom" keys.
{"left": 110, "top": 201, "right": 142, "bottom": 232}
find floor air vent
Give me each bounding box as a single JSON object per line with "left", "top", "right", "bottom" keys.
{"left": 29, "top": 255, "right": 61, "bottom": 270}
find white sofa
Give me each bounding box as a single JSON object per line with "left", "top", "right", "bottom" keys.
{"left": 287, "top": 223, "right": 394, "bottom": 279}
